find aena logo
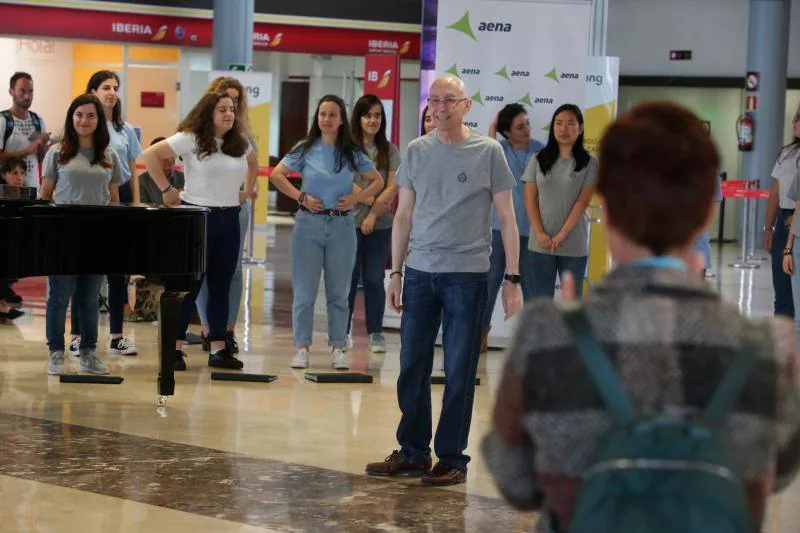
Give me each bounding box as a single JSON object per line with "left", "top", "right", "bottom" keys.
{"left": 510, "top": 70, "right": 529, "bottom": 78}
{"left": 545, "top": 68, "right": 580, "bottom": 83}
{"left": 461, "top": 67, "right": 480, "bottom": 75}
{"left": 447, "top": 11, "right": 512, "bottom": 41}
{"left": 477, "top": 22, "right": 512, "bottom": 32}
{"left": 464, "top": 121, "right": 478, "bottom": 128}
{"left": 561, "top": 72, "right": 580, "bottom": 80}
{"left": 484, "top": 95, "right": 504, "bottom": 102}
{"left": 534, "top": 97, "right": 554, "bottom": 104}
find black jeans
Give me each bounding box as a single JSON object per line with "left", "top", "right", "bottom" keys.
{"left": 772, "top": 209, "right": 795, "bottom": 318}
{"left": 178, "top": 205, "right": 241, "bottom": 343}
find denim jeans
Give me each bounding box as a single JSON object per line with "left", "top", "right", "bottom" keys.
{"left": 47, "top": 275, "right": 104, "bottom": 352}
{"left": 291, "top": 211, "right": 357, "bottom": 348}
{"left": 528, "top": 252, "right": 588, "bottom": 299}
{"left": 396, "top": 267, "right": 487, "bottom": 471}
{"left": 178, "top": 206, "right": 241, "bottom": 342}
{"left": 483, "top": 230, "right": 535, "bottom": 327}
{"left": 347, "top": 227, "right": 392, "bottom": 334}
{"left": 197, "top": 201, "right": 249, "bottom": 327}
{"left": 773, "top": 209, "right": 795, "bottom": 318}
{"left": 71, "top": 274, "right": 126, "bottom": 337}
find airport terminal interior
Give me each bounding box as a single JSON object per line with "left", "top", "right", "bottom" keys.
{"left": 2, "top": 0, "right": 800, "bottom": 531}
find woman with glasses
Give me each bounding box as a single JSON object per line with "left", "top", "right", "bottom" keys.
{"left": 523, "top": 104, "right": 598, "bottom": 299}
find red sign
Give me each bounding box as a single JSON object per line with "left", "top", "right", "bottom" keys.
{"left": 0, "top": 4, "right": 420, "bottom": 59}
{"left": 140, "top": 91, "right": 165, "bottom": 108}
{"left": 745, "top": 95, "right": 758, "bottom": 111}
{"left": 364, "top": 54, "right": 401, "bottom": 143}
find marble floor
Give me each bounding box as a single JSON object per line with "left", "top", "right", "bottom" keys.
{"left": 0, "top": 223, "right": 798, "bottom": 532}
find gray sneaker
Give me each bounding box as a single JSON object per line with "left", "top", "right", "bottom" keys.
{"left": 79, "top": 349, "right": 110, "bottom": 375}
{"left": 369, "top": 333, "right": 386, "bottom": 353}
{"left": 47, "top": 351, "right": 65, "bottom": 375}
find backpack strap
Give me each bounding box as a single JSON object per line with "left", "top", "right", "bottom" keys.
{"left": 1, "top": 110, "right": 13, "bottom": 150}
{"left": 563, "top": 307, "right": 637, "bottom": 425}
{"left": 29, "top": 111, "right": 42, "bottom": 132}
{"left": 704, "top": 322, "right": 762, "bottom": 426}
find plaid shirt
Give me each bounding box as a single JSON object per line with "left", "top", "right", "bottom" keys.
{"left": 483, "top": 265, "right": 800, "bottom": 532}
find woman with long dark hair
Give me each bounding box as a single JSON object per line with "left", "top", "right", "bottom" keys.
{"left": 68, "top": 70, "right": 144, "bottom": 358}
{"left": 270, "top": 94, "right": 383, "bottom": 370}
{"left": 347, "top": 94, "right": 400, "bottom": 353}
{"left": 141, "top": 90, "right": 258, "bottom": 371}
{"left": 194, "top": 76, "right": 259, "bottom": 355}
{"left": 778, "top": 105, "right": 800, "bottom": 342}
{"left": 768, "top": 103, "right": 800, "bottom": 319}
{"left": 522, "top": 103, "right": 598, "bottom": 299}
{"left": 40, "top": 94, "right": 123, "bottom": 375}
{"left": 480, "top": 103, "right": 544, "bottom": 350}
{"left": 420, "top": 105, "right": 434, "bottom": 136}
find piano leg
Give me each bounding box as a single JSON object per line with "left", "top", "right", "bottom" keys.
{"left": 157, "top": 291, "right": 186, "bottom": 400}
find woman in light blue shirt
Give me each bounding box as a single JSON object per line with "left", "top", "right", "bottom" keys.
{"left": 270, "top": 95, "right": 383, "bottom": 370}
{"left": 481, "top": 104, "right": 544, "bottom": 351}
{"left": 68, "top": 70, "right": 144, "bottom": 359}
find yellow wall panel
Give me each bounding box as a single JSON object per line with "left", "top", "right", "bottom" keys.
{"left": 72, "top": 43, "right": 123, "bottom": 63}
{"left": 128, "top": 46, "right": 180, "bottom": 63}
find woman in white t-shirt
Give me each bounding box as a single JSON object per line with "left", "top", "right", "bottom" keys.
{"left": 141, "top": 91, "right": 257, "bottom": 371}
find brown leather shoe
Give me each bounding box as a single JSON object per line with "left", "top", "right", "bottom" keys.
{"left": 480, "top": 327, "right": 490, "bottom": 353}
{"left": 421, "top": 462, "right": 466, "bottom": 486}
{"left": 366, "top": 450, "right": 431, "bottom": 477}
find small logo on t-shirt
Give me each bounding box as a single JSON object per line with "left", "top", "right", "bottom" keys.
{"left": 457, "top": 172, "right": 467, "bottom": 183}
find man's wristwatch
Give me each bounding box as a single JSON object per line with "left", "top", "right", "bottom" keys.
{"left": 160, "top": 183, "right": 173, "bottom": 194}
{"left": 503, "top": 274, "right": 521, "bottom": 284}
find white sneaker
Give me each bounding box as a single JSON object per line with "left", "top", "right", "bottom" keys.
{"left": 47, "top": 351, "right": 65, "bottom": 375}
{"left": 109, "top": 336, "right": 138, "bottom": 355}
{"left": 347, "top": 334, "right": 354, "bottom": 349}
{"left": 332, "top": 348, "right": 349, "bottom": 370}
{"left": 369, "top": 333, "right": 386, "bottom": 353}
{"left": 79, "top": 349, "right": 110, "bottom": 375}
{"left": 290, "top": 348, "right": 309, "bottom": 369}
{"left": 68, "top": 337, "right": 80, "bottom": 357}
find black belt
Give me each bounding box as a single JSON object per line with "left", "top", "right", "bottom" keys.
{"left": 182, "top": 201, "right": 239, "bottom": 212}
{"left": 300, "top": 207, "right": 350, "bottom": 216}
{"left": 780, "top": 208, "right": 795, "bottom": 214}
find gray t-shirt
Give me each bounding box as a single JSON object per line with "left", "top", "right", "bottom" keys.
{"left": 353, "top": 142, "right": 401, "bottom": 230}
{"left": 394, "top": 130, "right": 515, "bottom": 273}
{"left": 522, "top": 155, "right": 598, "bottom": 257}
{"left": 42, "top": 144, "right": 123, "bottom": 206}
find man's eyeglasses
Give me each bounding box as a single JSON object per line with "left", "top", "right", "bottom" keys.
{"left": 426, "top": 96, "right": 468, "bottom": 107}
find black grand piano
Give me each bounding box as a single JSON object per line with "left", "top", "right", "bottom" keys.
{"left": 0, "top": 185, "right": 206, "bottom": 405}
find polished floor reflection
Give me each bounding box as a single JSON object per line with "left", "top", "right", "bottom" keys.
{"left": 0, "top": 224, "right": 797, "bottom": 532}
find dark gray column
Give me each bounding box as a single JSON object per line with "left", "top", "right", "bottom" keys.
{"left": 212, "top": 0, "right": 255, "bottom": 70}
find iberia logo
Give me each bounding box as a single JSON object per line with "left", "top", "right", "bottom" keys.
{"left": 152, "top": 25, "right": 168, "bottom": 41}
{"left": 376, "top": 70, "right": 392, "bottom": 89}
{"left": 253, "top": 32, "right": 283, "bottom": 47}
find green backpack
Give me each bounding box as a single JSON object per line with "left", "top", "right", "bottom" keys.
{"left": 562, "top": 307, "right": 757, "bottom": 533}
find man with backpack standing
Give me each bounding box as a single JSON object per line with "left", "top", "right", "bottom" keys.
{"left": 0, "top": 72, "right": 49, "bottom": 189}
{"left": 483, "top": 102, "right": 800, "bottom": 533}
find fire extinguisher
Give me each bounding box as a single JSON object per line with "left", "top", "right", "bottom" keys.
{"left": 737, "top": 113, "right": 754, "bottom": 151}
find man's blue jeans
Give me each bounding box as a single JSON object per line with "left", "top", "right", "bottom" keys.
{"left": 396, "top": 267, "right": 487, "bottom": 471}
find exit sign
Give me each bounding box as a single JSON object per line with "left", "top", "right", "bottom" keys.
{"left": 670, "top": 50, "right": 692, "bottom": 61}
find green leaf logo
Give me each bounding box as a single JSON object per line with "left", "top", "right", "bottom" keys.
{"left": 543, "top": 123, "right": 551, "bottom": 131}
{"left": 445, "top": 63, "right": 461, "bottom": 78}
{"left": 545, "top": 67, "right": 559, "bottom": 82}
{"left": 518, "top": 93, "right": 534, "bottom": 106}
{"left": 447, "top": 11, "right": 477, "bottom": 41}
{"left": 495, "top": 65, "right": 510, "bottom": 81}
{"left": 470, "top": 90, "right": 484, "bottom": 106}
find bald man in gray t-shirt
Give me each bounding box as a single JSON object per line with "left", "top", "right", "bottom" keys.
{"left": 365, "top": 76, "right": 522, "bottom": 487}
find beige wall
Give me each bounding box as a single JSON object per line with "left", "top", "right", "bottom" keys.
{"left": 126, "top": 65, "right": 180, "bottom": 147}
